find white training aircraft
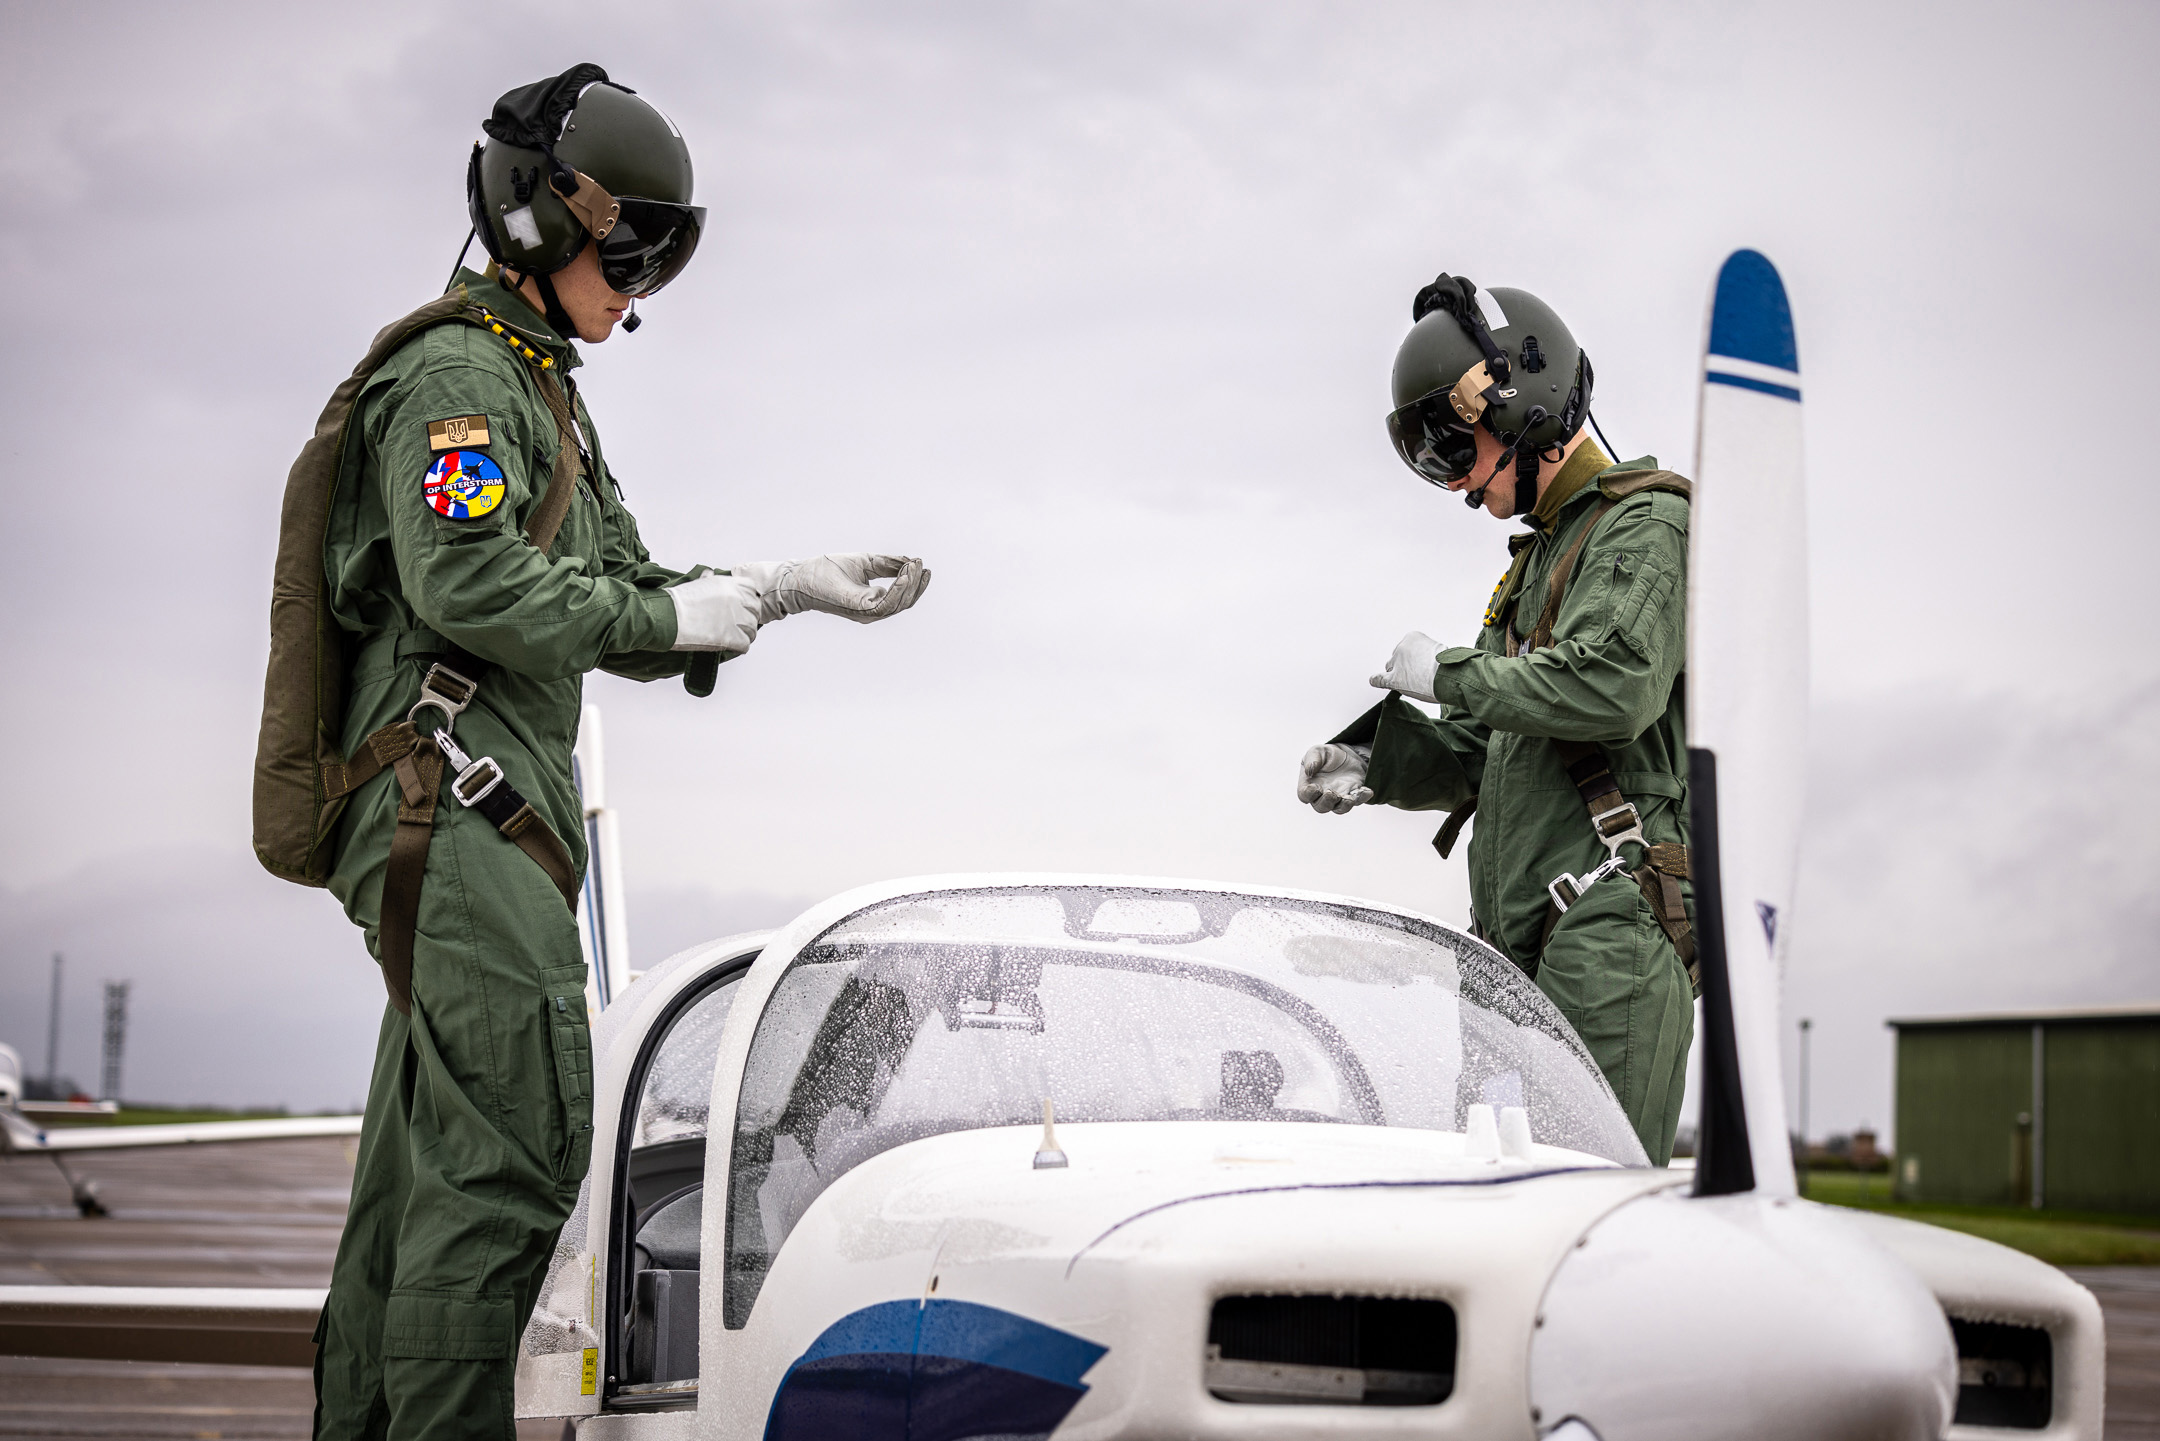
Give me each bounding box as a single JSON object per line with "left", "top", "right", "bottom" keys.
{"left": 0, "top": 1042, "right": 361, "bottom": 1219}
{"left": 0, "top": 252, "right": 2105, "bottom": 1439}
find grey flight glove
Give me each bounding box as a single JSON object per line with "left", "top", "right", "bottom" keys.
{"left": 1370, "top": 630, "right": 1442, "bottom": 703}
{"left": 668, "top": 571, "right": 763, "bottom": 652}
{"left": 668, "top": 554, "right": 932, "bottom": 652}
{"left": 1295, "top": 743, "right": 1374, "bottom": 814}
{"left": 730, "top": 554, "right": 931, "bottom": 625}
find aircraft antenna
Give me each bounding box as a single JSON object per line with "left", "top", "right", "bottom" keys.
{"left": 1034, "top": 1098, "right": 1069, "bottom": 1169}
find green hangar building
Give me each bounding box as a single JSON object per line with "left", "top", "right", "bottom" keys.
{"left": 1890, "top": 1004, "right": 2160, "bottom": 1213}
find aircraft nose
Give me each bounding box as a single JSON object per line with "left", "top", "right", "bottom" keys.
{"left": 1529, "top": 1190, "right": 1955, "bottom": 1440}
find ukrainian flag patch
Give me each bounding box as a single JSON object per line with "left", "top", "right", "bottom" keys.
{"left": 423, "top": 450, "right": 506, "bottom": 520}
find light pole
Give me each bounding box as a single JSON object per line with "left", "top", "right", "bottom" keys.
{"left": 101, "top": 981, "right": 131, "bottom": 1104}
{"left": 44, "top": 952, "right": 64, "bottom": 1097}
{"left": 1797, "top": 1017, "right": 1813, "bottom": 1196}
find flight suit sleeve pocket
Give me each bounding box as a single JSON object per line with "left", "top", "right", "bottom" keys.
{"left": 540, "top": 962, "right": 594, "bottom": 1183}
{"left": 1609, "top": 558, "right": 1680, "bottom": 664}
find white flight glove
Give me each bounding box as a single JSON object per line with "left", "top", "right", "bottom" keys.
{"left": 1296, "top": 743, "right": 1374, "bottom": 814}
{"left": 1370, "top": 630, "right": 1442, "bottom": 703}
{"left": 728, "top": 554, "right": 931, "bottom": 625}
{"left": 668, "top": 572, "right": 763, "bottom": 652}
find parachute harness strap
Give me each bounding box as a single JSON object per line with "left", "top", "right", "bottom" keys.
{"left": 341, "top": 647, "right": 579, "bottom": 1015}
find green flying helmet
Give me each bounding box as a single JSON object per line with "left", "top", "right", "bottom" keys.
{"left": 1386, "top": 275, "right": 1593, "bottom": 511}
{"left": 467, "top": 64, "right": 703, "bottom": 301}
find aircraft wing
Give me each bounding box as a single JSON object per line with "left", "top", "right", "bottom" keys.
{"left": 0, "top": 1284, "right": 323, "bottom": 1367}
{"left": 0, "top": 1109, "right": 361, "bottom": 1155}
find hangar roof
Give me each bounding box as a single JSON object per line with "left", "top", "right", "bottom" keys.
{"left": 1886, "top": 1002, "right": 2160, "bottom": 1030}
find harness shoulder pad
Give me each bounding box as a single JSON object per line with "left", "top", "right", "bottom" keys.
{"left": 1596, "top": 468, "right": 1692, "bottom": 503}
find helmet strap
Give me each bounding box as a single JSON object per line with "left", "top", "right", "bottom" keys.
{"left": 1512, "top": 405, "right": 1552, "bottom": 517}
{"left": 1412, "top": 274, "right": 1513, "bottom": 388}
{"left": 1512, "top": 442, "right": 1542, "bottom": 516}
{"left": 532, "top": 268, "right": 580, "bottom": 341}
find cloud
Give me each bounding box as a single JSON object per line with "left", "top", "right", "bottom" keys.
{"left": 0, "top": 850, "right": 378, "bottom": 1112}
{"left": 1783, "top": 678, "right": 2160, "bottom": 1141}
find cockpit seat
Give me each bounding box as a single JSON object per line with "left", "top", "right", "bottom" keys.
{"left": 630, "top": 1186, "right": 703, "bottom": 1385}
{"left": 634, "top": 1186, "right": 703, "bottom": 1273}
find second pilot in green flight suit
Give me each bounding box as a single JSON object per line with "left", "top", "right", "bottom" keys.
{"left": 1297, "top": 274, "right": 1696, "bottom": 1165}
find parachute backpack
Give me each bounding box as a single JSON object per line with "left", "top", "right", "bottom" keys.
{"left": 249, "top": 285, "right": 583, "bottom": 888}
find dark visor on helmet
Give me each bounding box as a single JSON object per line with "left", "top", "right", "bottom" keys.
{"left": 1387, "top": 389, "right": 1479, "bottom": 486}
{"left": 597, "top": 197, "right": 705, "bottom": 297}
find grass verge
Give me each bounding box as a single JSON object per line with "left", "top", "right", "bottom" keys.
{"left": 39, "top": 1105, "right": 320, "bottom": 1127}
{"left": 1806, "top": 1168, "right": 2160, "bottom": 1266}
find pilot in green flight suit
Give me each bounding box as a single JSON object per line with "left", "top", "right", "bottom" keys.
{"left": 311, "top": 67, "right": 929, "bottom": 1437}
{"left": 1294, "top": 275, "right": 1696, "bottom": 1165}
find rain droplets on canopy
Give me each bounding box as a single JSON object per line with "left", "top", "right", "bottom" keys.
{"left": 723, "top": 884, "right": 1648, "bottom": 1325}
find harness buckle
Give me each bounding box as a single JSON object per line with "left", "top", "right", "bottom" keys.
{"left": 430, "top": 728, "right": 506, "bottom": 809}
{"left": 1547, "top": 853, "right": 1632, "bottom": 915}
{"left": 407, "top": 662, "right": 479, "bottom": 735}
{"left": 1587, "top": 799, "right": 1647, "bottom": 862}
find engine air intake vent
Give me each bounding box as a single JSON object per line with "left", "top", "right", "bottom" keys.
{"left": 1950, "top": 1317, "right": 2051, "bottom": 1429}
{"left": 1206, "top": 1294, "right": 1455, "bottom": 1406}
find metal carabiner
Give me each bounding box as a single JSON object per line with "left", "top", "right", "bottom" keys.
{"left": 406, "top": 661, "right": 479, "bottom": 736}
{"left": 429, "top": 727, "right": 507, "bottom": 809}
{"left": 1587, "top": 798, "right": 1648, "bottom": 864}
{"left": 1547, "top": 853, "right": 1633, "bottom": 916}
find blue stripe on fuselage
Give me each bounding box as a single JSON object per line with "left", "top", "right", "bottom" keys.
{"left": 788, "top": 1298, "right": 1105, "bottom": 1386}
{"left": 791, "top": 1299, "right": 923, "bottom": 1366}
{"left": 917, "top": 1298, "right": 1107, "bottom": 1388}
{"left": 765, "top": 1299, "right": 1109, "bottom": 1441}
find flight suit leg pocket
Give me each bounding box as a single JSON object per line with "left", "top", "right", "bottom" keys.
{"left": 539, "top": 962, "right": 593, "bottom": 1186}
{"left": 1532, "top": 878, "right": 1641, "bottom": 1101}
{"left": 382, "top": 1290, "right": 517, "bottom": 1360}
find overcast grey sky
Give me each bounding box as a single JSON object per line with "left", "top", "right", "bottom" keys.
{"left": 2, "top": 1, "right": 2154, "bottom": 1136}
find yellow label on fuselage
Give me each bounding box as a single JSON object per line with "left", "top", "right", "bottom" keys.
{"left": 581, "top": 1347, "right": 598, "bottom": 1395}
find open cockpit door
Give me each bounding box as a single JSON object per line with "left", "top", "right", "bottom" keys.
{"left": 514, "top": 932, "right": 766, "bottom": 1421}
{"left": 1687, "top": 249, "right": 1808, "bottom": 1197}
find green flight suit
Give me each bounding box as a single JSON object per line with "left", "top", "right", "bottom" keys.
{"left": 312, "top": 270, "right": 702, "bottom": 1437}
{"left": 1336, "top": 442, "right": 1695, "bottom": 1164}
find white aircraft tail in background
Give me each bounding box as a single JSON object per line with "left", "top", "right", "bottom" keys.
{"left": 574, "top": 703, "right": 633, "bottom": 1016}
